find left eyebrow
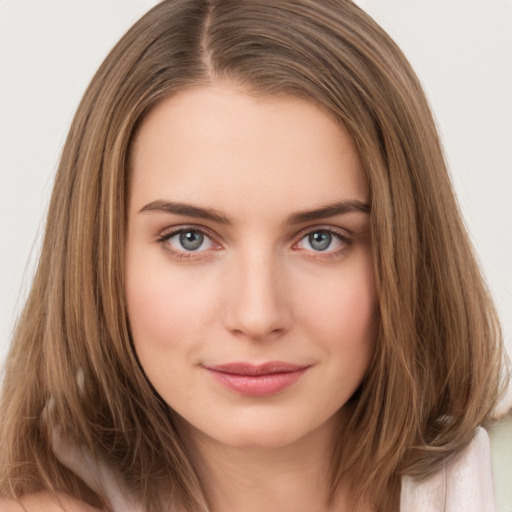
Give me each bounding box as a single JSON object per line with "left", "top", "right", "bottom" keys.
{"left": 286, "top": 200, "right": 370, "bottom": 225}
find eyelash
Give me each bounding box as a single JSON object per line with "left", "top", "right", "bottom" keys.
{"left": 156, "top": 225, "right": 353, "bottom": 261}
{"left": 156, "top": 226, "right": 220, "bottom": 261}
{"left": 292, "top": 226, "right": 353, "bottom": 260}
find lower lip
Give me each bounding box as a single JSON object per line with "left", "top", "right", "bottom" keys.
{"left": 206, "top": 368, "right": 308, "bottom": 397}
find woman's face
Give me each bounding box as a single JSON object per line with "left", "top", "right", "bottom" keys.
{"left": 126, "top": 83, "right": 377, "bottom": 449}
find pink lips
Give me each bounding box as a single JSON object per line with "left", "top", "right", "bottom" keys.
{"left": 204, "top": 362, "right": 310, "bottom": 396}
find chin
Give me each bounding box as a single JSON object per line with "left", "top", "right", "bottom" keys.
{"left": 180, "top": 409, "right": 341, "bottom": 453}
{"left": 218, "top": 428, "right": 303, "bottom": 450}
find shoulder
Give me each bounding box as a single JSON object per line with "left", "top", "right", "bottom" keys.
{"left": 443, "top": 427, "right": 494, "bottom": 508}
{"left": 400, "top": 428, "right": 495, "bottom": 512}
{"left": 0, "top": 492, "right": 101, "bottom": 512}
{"left": 489, "top": 413, "right": 512, "bottom": 512}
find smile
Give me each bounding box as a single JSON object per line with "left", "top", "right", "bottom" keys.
{"left": 203, "top": 362, "right": 311, "bottom": 397}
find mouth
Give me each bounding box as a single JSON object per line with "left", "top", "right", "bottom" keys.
{"left": 203, "top": 361, "right": 311, "bottom": 396}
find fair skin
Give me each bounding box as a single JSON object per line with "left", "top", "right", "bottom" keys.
{"left": 126, "top": 83, "right": 377, "bottom": 511}
{"left": 0, "top": 493, "right": 101, "bottom": 512}
{"left": 1, "top": 83, "right": 377, "bottom": 511}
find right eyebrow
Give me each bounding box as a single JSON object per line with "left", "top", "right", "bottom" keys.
{"left": 139, "top": 200, "right": 233, "bottom": 225}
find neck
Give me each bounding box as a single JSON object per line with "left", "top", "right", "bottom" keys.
{"left": 178, "top": 413, "right": 359, "bottom": 512}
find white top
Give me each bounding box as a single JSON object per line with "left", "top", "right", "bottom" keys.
{"left": 400, "top": 428, "right": 495, "bottom": 511}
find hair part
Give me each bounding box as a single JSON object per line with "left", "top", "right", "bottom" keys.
{"left": 0, "top": 1, "right": 508, "bottom": 511}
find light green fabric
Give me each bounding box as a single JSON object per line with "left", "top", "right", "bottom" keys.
{"left": 489, "top": 414, "right": 512, "bottom": 512}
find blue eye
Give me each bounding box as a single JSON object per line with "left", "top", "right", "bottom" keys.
{"left": 161, "top": 228, "right": 218, "bottom": 254}
{"left": 296, "top": 229, "right": 347, "bottom": 253}
{"left": 178, "top": 230, "right": 205, "bottom": 251}
{"left": 308, "top": 231, "right": 332, "bottom": 251}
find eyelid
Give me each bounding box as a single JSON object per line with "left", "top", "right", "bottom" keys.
{"left": 155, "top": 223, "right": 354, "bottom": 261}
{"left": 291, "top": 225, "right": 353, "bottom": 257}
{"left": 292, "top": 224, "right": 351, "bottom": 242}
{"left": 156, "top": 224, "right": 223, "bottom": 259}
{"left": 156, "top": 224, "right": 219, "bottom": 242}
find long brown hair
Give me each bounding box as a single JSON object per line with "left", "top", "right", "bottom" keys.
{"left": 0, "top": 1, "right": 507, "bottom": 510}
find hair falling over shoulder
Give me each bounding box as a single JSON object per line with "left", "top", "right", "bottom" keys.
{"left": 0, "top": 1, "right": 508, "bottom": 511}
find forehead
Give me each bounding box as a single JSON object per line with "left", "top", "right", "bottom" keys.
{"left": 129, "top": 83, "right": 367, "bottom": 218}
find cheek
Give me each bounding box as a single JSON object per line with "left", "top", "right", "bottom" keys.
{"left": 125, "top": 263, "right": 221, "bottom": 403}
{"left": 335, "top": 285, "right": 377, "bottom": 339}
{"left": 298, "top": 254, "right": 378, "bottom": 389}
{"left": 302, "top": 257, "right": 377, "bottom": 342}
{"left": 125, "top": 259, "right": 219, "bottom": 357}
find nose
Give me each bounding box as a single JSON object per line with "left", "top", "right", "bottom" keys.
{"left": 222, "top": 248, "right": 292, "bottom": 341}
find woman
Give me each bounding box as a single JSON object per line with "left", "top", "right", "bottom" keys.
{"left": 0, "top": 1, "right": 507, "bottom": 511}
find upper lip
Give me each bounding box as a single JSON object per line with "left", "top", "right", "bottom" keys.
{"left": 204, "top": 362, "right": 310, "bottom": 376}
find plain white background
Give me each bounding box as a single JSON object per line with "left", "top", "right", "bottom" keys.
{"left": 1, "top": 1, "right": 511, "bottom": 393}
